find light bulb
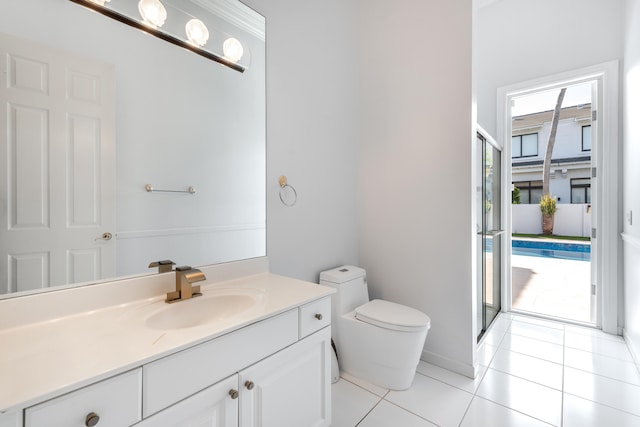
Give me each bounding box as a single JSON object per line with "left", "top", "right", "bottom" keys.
{"left": 138, "top": 0, "right": 167, "bottom": 28}
{"left": 223, "top": 37, "right": 243, "bottom": 63}
{"left": 185, "top": 19, "right": 209, "bottom": 47}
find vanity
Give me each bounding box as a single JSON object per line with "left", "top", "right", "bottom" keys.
{"left": 0, "top": 258, "right": 334, "bottom": 427}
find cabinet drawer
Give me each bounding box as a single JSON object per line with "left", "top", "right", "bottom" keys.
{"left": 143, "top": 308, "right": 298, "bottom": 417}
{"left": 24, "top": 369, "right": 142, "bottom": 427}
{"left": 299, "top": 297, "right": 331, "bottom": 339}
{"left": 0, "top": 410, "right": 19, "bottom": 427}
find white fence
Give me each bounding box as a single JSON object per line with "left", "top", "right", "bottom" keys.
{"left": 511, "top": 204, "right": 591, "bottom": 237}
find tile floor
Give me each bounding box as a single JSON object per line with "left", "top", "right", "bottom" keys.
{"left": 331, "top": 313, "right": 640, "bottom": 427}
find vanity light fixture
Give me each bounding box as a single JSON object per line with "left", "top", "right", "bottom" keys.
{"left": 185, "top": 18, "right": 209, "bottom": 47}
{"left": 138, "top": 0, "right": 167, "bottom": 28}
{"left": 223, "top": 37, "right": 243, "bottom": 63}
{"left": 69, "top": 0, "right": 246, "bottom": 73}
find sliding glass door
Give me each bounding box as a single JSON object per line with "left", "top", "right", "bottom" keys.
{"left": 477, "top": 130, "right": 503, "bottom": 341}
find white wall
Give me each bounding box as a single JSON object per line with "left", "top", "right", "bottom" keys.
{"left": 512, "top": 166, "right": 591, "bottom": 205}
{"left": 477, "top": 0, "right": 626, "bottom": 137}
{"left": 246, "top": 0, "right": 477, "bottom": 375}
{"left": 512, "top": 204, "right": 591, "bottom": 237}
{"left": 241, "top": 0, "right": 360, "bottom": 282}
{"left": 539, "top": 119, "right": 590, "bottom": 160}
{"left": 513, "top": 118, "right": 590, "bottom": 161}
{"left": 623, "top": 0, "right": 640, "bottom": 366}
{"left": 357, "top": 0, "right": 477, "bottom": 376}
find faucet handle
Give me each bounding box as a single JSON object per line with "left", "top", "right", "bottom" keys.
{"left": 149, "top": 260, "right": 176, "bottom": 273}
{"left": 176, "top": 266, "right": 207, "bottom": 284}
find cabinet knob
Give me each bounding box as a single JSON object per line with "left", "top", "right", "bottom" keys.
{"left": 229, "top": 389, "right": 239, "bottom": 399}
{"left": 315, "top": 313, "right": 323, "bottom": 320}
{"left": 244, "top": 380, "right": 254, "bottom": 390}
{"left": 85, "top": 412, "right": 100, "bottom": 427}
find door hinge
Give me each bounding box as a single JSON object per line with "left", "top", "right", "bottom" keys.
{"left": 592, "top": 110, "right": 597, "bottom": 121}
{"left": 592, "top": 167, "right": 597, "bottom": 178}
{"left": 591, "top": 284, "right": 596, "bottom": 296}
{"left": 592, "top": 228, "right": 597, "bottom": 239}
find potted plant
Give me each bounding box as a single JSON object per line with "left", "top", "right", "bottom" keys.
{"left": 540, "top": 194, "right": 557, "bottom": 235}
{"left": 512, "top": 186, "right": 521, "bottom": 204}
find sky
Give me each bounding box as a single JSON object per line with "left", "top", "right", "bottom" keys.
{"left": 511, "top": 81, "right": 592, "bottom": 117}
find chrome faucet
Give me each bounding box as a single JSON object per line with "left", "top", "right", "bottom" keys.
{"left": 166, "top": 266, "right": 206, "bottom": 303}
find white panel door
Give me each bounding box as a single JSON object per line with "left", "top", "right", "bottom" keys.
{"left": 0, "top": 33, "right": 115, "bottom": 294}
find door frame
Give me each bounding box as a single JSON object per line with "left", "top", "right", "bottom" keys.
{"left": 497, "top": 60, "right": 620, "bottom": 333}
{"left": 477, "top": 126, "right": 504, "bottom": 341}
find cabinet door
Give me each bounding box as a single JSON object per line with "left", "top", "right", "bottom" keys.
{"left": 239, "top": 327, "right": 331, "bottom": 427}
{"left": 135, "top": 375, "right": 238, "bottom": 427}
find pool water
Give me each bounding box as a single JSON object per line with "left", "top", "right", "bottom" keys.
{"left": 511, "top": 239, "right": 590, "bottom": 262}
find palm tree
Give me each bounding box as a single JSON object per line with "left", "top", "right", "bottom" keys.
{"left": 541, "top": 88, "right": 566, "bottom": 234}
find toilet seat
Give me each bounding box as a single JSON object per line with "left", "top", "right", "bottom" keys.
{"left": 355, "top": 299, "right": 431, "bottom": 332}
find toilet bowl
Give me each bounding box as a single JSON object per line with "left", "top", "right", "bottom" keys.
{"left": 319, "top": 266, "right": 430, "bottom": 390}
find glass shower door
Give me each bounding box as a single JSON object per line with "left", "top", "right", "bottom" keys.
{"left": 477, "top": 131, "right": 503, "bottom": 341}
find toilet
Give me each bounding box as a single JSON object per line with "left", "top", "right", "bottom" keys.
{"left": 319, "top": 265, "right": 431, "bottom": 390}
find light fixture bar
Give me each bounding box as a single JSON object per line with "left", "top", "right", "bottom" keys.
{"left": 69, "top": 0, "right": 246, "bottom": 73}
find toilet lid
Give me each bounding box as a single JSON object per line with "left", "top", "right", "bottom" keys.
{"left": 355, "top": 299, "right": 431, "bottom": 332}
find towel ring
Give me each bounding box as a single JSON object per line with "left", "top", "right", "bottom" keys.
{"left": 278, "top": 175, "right": 297, "bottom": 207}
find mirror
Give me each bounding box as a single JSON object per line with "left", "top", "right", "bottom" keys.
{"left": 0, "top": 0, "right": 266, "bottom": 297}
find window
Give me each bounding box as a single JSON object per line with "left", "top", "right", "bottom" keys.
{"left": 513, "top": 180, "right": 542, "bottom": 204}
{"left": 571, "top": 178, "right": 591, "bottom": 203}
{"left": 512, "top": 133, "right": 538, "bottom": 158}
{"left": 582, "top": 125, "right": 592, "bottom": 151}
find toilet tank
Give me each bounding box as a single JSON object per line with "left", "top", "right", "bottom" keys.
{"left": 319, "top": 266, "right": 369, "bottom": 315}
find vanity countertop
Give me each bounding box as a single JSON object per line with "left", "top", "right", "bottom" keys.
{"left": 0, "top": 271, "right": 334, "bottom": 413}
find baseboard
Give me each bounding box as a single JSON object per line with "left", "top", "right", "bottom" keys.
{"left": 623, "top": 328, "right": 640, "bottom": 373}
{"left": 420, "top": 350, "right": 478, "bottom": 379}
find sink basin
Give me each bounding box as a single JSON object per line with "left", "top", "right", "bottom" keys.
{"left": 145, "top": 288, "right": 266, "bottom": 330}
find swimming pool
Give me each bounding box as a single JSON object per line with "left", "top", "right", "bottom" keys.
{"left": 511, "top": 239, "right": 591, "bottom": 261}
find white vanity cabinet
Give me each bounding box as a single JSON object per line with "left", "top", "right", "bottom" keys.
{"left": 142, "top": 309, "right": 300, "bottom": 417}
{"left": 138, "top": 327, "right": 330, "bottom": 427}
{"left": 140, "top": 297, "right": 331, "bottom": 427}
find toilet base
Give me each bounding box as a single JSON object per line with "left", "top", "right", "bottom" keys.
{"left": 335, "top": 314, "right": 429, "bottom": 391}
{"left": 341, "top": 359, "right": 420, "bottom": 390}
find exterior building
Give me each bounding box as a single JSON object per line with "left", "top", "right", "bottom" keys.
{"left": 512, "top": 104, "right": 592, "bottom": 205}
